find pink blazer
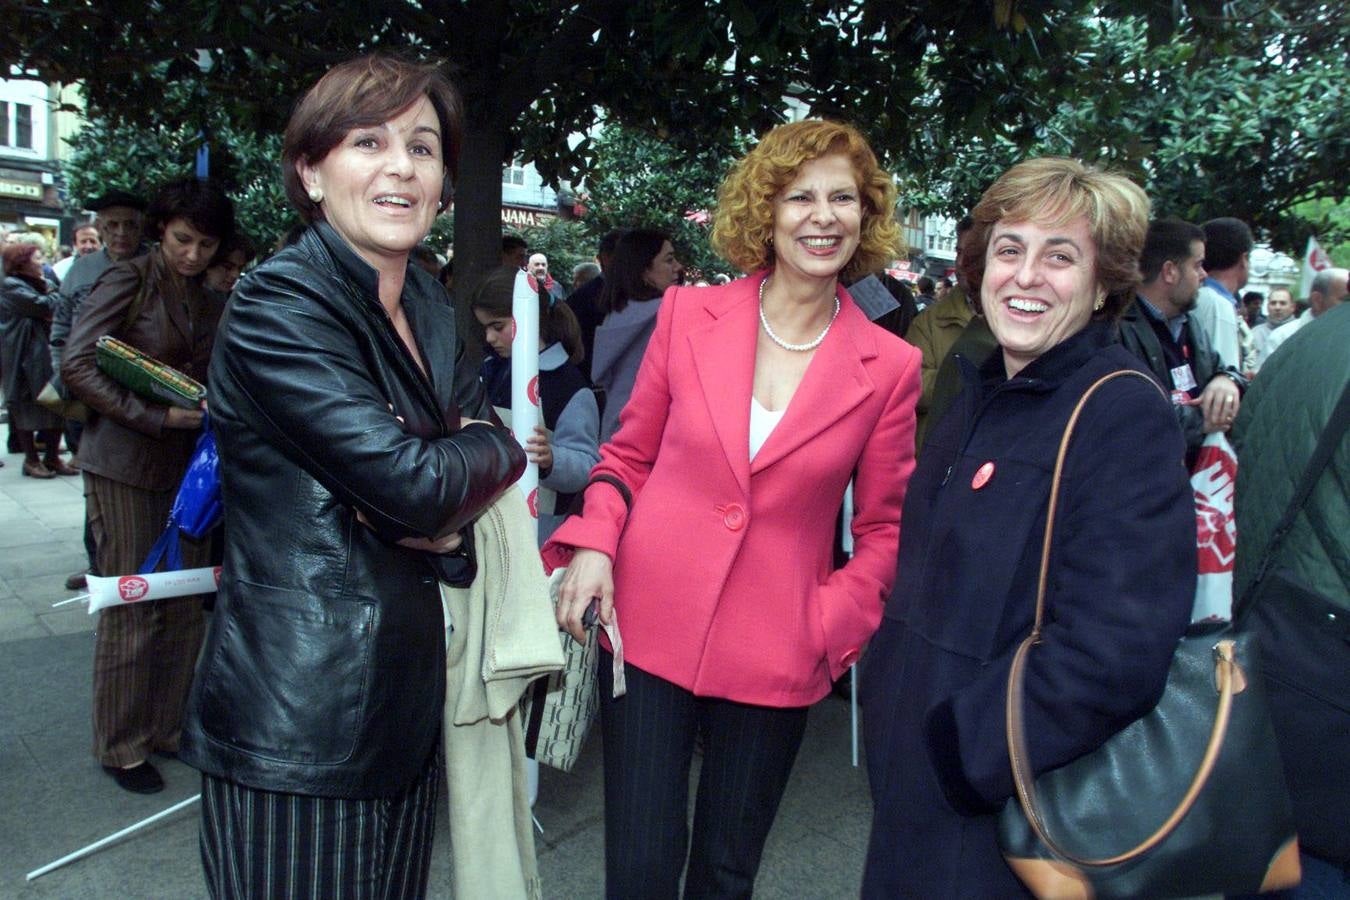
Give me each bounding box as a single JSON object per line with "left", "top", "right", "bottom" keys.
{"left": 542, "top": 272, "right": 920, "bottom": 706}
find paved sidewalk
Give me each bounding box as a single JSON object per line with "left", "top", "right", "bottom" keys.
{"left": 0, "top": 447, "right": 873, "bottom": 898}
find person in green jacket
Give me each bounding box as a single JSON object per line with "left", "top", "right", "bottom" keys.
{"left": 1231, "top": 300, "right": 1350, "bottom": 889}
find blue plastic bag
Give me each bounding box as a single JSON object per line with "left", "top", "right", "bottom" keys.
{"left": 139, "top": 412, "right": 221, "bottom": 573}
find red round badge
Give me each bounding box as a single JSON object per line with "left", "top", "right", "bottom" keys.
{"left": 118, "top": 576, "right": 150, "bottom": 602}
{"left": 528, "top": 375, "right": 540, "bottom": 407}
{"left": 971, "top": 461, "right": 995, "bottom": 490}
{"left": 527, "top": 487, "right": 539, "bottom": 518}
{"left": 212, "top": 566, "right": 223, "bottom": 587}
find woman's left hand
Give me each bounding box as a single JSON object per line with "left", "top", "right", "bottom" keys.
{"left": 525, "top": 425, "right": 553, "bottom": 471}
{"left": 557, "top": 548, "right": 614, "bottom": 643}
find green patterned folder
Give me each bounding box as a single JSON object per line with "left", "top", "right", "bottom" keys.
{"left": 94, "top": 336, "right": 206, "bottom": 410}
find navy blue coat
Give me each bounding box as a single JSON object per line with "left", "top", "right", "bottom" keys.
{"left": 860, "top": 323, "right": 1195, "bottom": 897}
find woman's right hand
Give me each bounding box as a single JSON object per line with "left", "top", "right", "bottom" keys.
{"left": 164, "top": 406, "right": 205, "bottom": 430}
{"left": 557, "top": 548, "right": 614, "bottom": 643}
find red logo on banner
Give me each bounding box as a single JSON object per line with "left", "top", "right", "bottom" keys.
{"left": 528, "top": 376, "right": 540, "bottom": 406}
{"left": 213, "top": 567, "right": 223, "bottom": 587}
{"left": 118, "top": 576, "right": 150, "bottom": 602}
{"left": 527, "top": 487, "right": 539, "bottom": 518}
{"left": 1193, "top": 444, "right": 1237, "bottom": 574}
{"left": 1309, "top": 245, "right": 1331, "bottom": 272}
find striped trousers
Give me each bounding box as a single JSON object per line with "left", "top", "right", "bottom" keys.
{"left": 199, "top": 748, "right": 441, "bottom": 900}
{"left": 86, "top": 471, "right": 208, "bottom": 766}
{"left": 598, "top": 653, "right": 809, "bottom": 899}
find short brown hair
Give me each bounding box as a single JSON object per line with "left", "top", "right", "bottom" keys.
{"left": 959, "top": 157, "right": 1149, "bottom": 320}
{"left": 282, "top": 54, "right": 462, "bottom": 224}
{"left": 711, "top": 120, "right": 902, "bottom": 282}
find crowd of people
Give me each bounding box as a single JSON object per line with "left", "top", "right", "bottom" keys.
{"left": 0, "top": 49, "right": 1345, "bottom": 899}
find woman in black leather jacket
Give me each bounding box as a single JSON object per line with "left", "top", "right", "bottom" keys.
{"left": 179, "top": 55, "right": 525, "bottom": 899}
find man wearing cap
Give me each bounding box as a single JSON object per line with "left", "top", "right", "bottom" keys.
{"left": 50, "top": 190, "right": 147, "bottom": 592}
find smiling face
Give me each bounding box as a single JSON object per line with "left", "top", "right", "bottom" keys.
{"left": 528, "top": 253, "right": 549, "bottom": 279}
{"left": 74, "top": 226, "right": 101, "bottom": 255}
{"left": 159, "top": 217, "right": 221, "bottom": 279}
{"left": 299, "top": 96, "right": 444, "bottom": 272}
{"left": 474, "top": 307, "right": 515, "bottom": 358}
{"left": 641, "top": 240, "right": 682, "bottom": 294}
{"left": 770, "top": 153, "right": 861, "bottom": 288}
{"left": 981, "top": 216, "right": 1100, "bottom": 377}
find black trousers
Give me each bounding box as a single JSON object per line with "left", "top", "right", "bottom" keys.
{"left": 198, "top": 747, "right": 441, "bottom": 900}
{"left": 599, "top": 651, "right": 809, "bottom": 900}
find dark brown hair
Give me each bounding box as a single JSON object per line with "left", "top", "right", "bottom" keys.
{"left": 598, "top": 228, "right": 671, "bottom": 314}
{"left": 146, "top": 177, "right": 236, "bottom": 249}
{"left": 282, "top": 55, "right": 462, "bottom": 224}
{"left": 470, "top": 266, "right": 585, "bottom": 365}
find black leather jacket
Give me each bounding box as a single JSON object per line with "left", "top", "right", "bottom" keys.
{"left": 180, "top": 223, "right": 525, "bottom": 798}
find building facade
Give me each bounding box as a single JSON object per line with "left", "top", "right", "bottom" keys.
{"left": 0, "top": 76, "right": 79, "bottom": 251}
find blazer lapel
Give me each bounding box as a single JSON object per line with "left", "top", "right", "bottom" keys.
{"left": 750, "top": 289, "right": 876, "bottom": 474}
{"left": 157, "top": 259, "right": 194, "bottom": 349}
{"left": 689, "top": 279, "right": 760, "bottom": 496}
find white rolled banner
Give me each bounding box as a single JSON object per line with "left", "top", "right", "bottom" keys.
{"left": 86, "top": 567, "right": 222, "bottom": 614}
{"left": 512, "top": 269, "right": 541, "bottom": 521}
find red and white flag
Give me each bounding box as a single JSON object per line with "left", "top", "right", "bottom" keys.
{"left": 1298, "top": 236, "right": 1332, "bottom": 299}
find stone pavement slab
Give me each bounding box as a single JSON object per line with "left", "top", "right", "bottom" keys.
{"left": 0, "top": 447, "right": 873, "bottom": 897}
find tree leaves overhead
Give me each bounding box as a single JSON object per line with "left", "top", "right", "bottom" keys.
{"left": 7, "top": 0, "right": 1345, "bottom": 257}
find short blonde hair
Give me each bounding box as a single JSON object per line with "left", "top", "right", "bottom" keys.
{"left": 711, "top": 120, "right": 902, "bottom": 282}
{"left": 960, "top": 157, "right": 1150, "bottom": 319}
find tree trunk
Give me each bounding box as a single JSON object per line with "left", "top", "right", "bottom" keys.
{"left": 451, "top": 115, "right": 510, "bottom": 372}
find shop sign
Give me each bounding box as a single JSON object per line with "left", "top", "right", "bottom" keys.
{"left": 0, "top": 180, "right": 42, "bottom": 200}
{"left": 500, "top": 205, "right": 556, "bottom": 229}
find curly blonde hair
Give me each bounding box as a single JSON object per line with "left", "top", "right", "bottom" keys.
{"left": 710, "top": 120, "right": 902, "bottom": 282}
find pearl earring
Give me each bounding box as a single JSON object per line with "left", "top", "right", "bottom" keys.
{"left": 308, "top": 188, "right": 324, "bottom": 203}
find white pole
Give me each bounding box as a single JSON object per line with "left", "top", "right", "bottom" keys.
{"left": 511, "top": 268, "right": 541, "bottom": 518}
{"left": 26, "top": 794, "right": 200, "bottom": 881}
{"left": 511, "top": 269, "right": 543, "bottom": 808}
{"left": 842, "top": 482, "right": 859, "bottom": 768}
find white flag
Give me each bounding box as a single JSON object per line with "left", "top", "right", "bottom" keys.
{"left": 1298, "top": 236, "right": 1333, "bottom": 299}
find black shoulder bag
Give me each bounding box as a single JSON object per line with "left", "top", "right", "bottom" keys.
{"left": 997, "top": 370, "right": 1302, "bottom": 900}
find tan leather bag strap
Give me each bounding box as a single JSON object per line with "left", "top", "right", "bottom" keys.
{"left": 1004, "top": 369, "right": 1240, "bottom": 867}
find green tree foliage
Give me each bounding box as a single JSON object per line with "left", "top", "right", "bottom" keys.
{"left": 62, "top": 101, "right": 291, "bottom": 249}
{"left": 581, "top": 125, "right": 744, "bottom": 278}
{"left": 516, "top": 218, "right": 593, "bottom": 292}
{"left": 13, "top": 0, "right": 1341, "bottom": 262}
{"left": 900, "top": 3, "right": 1349, "bottom": 254}
{"left": 9, "top": 0, "right": 1194, "bottom": 293}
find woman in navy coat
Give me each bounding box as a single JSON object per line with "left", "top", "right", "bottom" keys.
{"left": 860, "top": 158, "right": 1196, "bottom": 896}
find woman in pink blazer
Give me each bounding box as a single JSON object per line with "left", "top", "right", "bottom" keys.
{"left": 543, "top": 120, "right": 920, "bottom": 898}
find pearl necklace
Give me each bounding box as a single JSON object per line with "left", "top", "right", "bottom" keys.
{"left": 758, "top": 276, "right": 840, "bottom": 352}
